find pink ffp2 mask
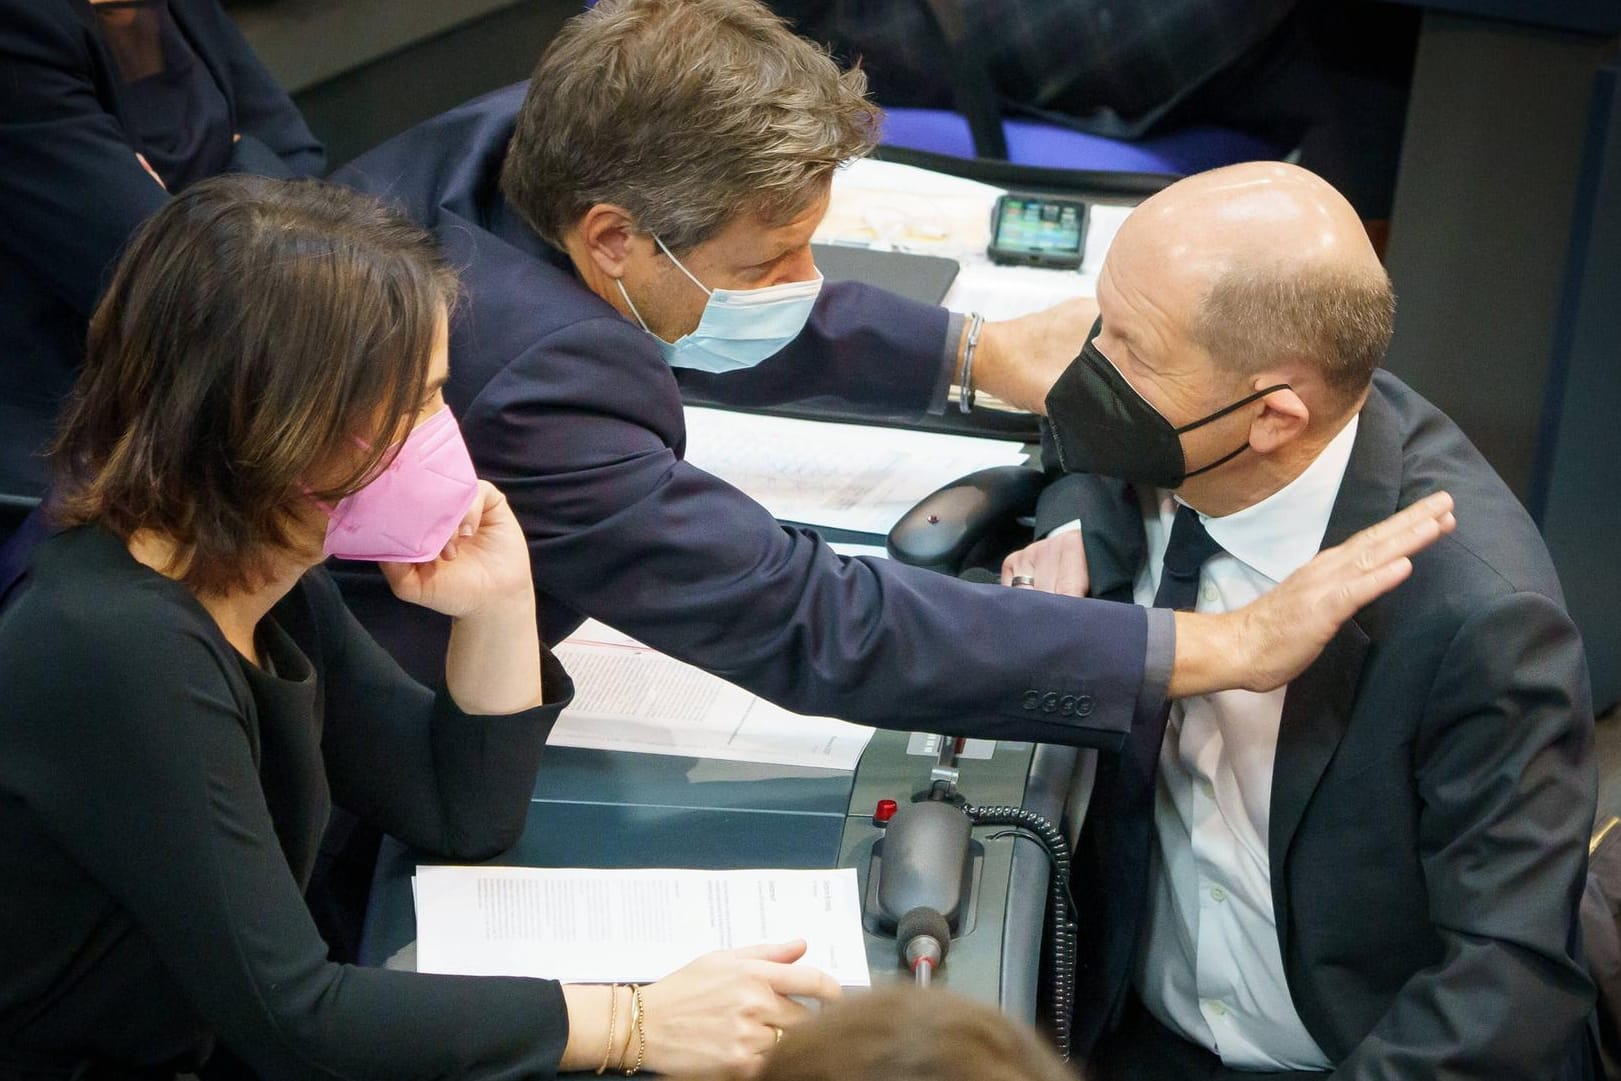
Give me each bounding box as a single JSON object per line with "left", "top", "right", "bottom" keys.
{"left": 322, "top": 406, "right": 481, "bottom": 563}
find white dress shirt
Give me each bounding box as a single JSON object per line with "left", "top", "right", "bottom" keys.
{"left": 1131, "top": 417, "right": 1359, "bottom": 1071}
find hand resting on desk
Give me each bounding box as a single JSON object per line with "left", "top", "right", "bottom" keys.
{"left": 559, "top": 940, "right": 841, "bottom": 1078}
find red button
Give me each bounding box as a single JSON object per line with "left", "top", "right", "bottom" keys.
{"left": 874, "top": 799, "right": 898, "bottom": 824}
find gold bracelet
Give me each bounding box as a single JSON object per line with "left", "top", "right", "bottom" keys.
{"left": 623, "top": 984, "right": 646, "bottom": 1076}
{"left": 614, "top": 982, "right": 636, "bottom": 1071}
{"left": 596, "top": 983, "right": 620, "bottom": 1075}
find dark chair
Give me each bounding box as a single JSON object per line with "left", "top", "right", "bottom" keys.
{"left": 886, "top": 465, "right": 1045, "bottom": 577}
{"left": 871, "top": 0, "right": 1288, "bottom": 200}
{"left": 878, "top": 108, "right": 1283, "bottom": 183}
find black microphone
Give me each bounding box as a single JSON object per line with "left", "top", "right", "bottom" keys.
{"left": 897, "top": 906, "right": 951, "bottom": 987}
{"left": 959, "top": 566, "right": 999, "bottom": 585}
{"left": 876, "top": 801, "right": 971, "bottom": 927}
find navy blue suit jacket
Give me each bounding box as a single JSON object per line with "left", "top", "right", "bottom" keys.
{"left": 333, "top": 84, "right": 1154, "bottom": 746}
{"left": 1042, "top": 372, "right": 1595, "bottom": 1078}
{"left": 0, "top": 0, "right": 323, "bottom": 497}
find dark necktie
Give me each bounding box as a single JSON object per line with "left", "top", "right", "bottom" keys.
{"left": 1153, "top": 504, "right": 1224, "bottom": 612}
{"left": 1082, "top": 503, "right": 1228, "bottom": 1037}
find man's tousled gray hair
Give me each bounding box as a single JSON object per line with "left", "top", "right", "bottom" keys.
{"left": 1190, "top": 259, "right": 1395, "bottom": 403}
{"left": 501, "top": 0, "right": 878, "bottom": 253}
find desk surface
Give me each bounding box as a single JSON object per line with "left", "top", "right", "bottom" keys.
{"left": 361, "top": 155, "right": 1113, "bottom": 1020}
{"left": 362, "top": 728, "right": 1075, "bottom": 1020}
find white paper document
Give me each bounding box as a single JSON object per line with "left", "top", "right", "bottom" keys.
{"left": 414, "top": 865, "right": 872, "bottom": 987}
{"left": 682, "top": 407, "right": 1027, "bottom": 536}
{"left": 548, "top": 620, "right": 874, "bottom": 770}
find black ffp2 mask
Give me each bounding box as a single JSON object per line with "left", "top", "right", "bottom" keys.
{"left": 1045, "top": 322, "right": 1289, "bottom": 488}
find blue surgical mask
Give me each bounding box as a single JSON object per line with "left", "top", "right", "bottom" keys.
{"left": 616, "top": 234, "right": 823, "bottom": 373}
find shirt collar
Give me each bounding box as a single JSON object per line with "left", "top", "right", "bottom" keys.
{"left": 1176, "top": 415, "right": 1360, "bottom": 584}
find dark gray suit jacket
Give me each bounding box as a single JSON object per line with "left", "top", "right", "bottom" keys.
{"left": 1041, "top": 371, "right": 1597, "bottom": 1078}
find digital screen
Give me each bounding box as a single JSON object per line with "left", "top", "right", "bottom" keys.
{"left": 994, "top": 197, "right": 1083, "bottom": 255}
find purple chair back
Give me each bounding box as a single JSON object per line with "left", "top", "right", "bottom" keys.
{"left": 879, "top": 107, "right": 1284, "bottom": 177}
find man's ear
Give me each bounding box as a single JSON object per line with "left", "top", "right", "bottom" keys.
{"left": 572, "top": 204, "right": 640, "bottom": 280}
{"left": 1249, "top": 382, "right": 1311, "bottom": 454}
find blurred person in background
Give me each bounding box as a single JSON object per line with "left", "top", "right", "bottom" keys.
{"left": 759, "top": 987, "right": 1083, "bottom": 1081}
{"left": 0, "top": 0, "right": 324, "bottom": 498}
{"left": 771, "top": 0, "right": 1417, "bottom": 249}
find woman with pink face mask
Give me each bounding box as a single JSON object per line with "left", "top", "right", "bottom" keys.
{"left": 0, "top": 175, "right": 838, "bottom": 1081}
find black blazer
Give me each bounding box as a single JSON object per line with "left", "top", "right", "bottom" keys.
{"left": 331, "top": 84, "right": 1159, "bottom": 748}
{"left": 1044, "top": 371, "right": 1597, "bottom": 1078}
{"left": 0, "top": 0, "right": 323, "bottom": 497}
{"left": 0, "top": 526, "right": 571, "bottom": 1078}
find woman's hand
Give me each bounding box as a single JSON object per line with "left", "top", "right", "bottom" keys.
{"left": 384, "top": 481, "right": 546, "bottom": 715}
{"left": 379, "top": 481, "right": 531, "bottom": 619}
{"left": 641, "top": 941, "right": 841, "bottom": 1078}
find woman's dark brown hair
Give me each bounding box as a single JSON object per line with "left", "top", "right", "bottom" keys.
{"left": 759, "top": 987, "right": 1085, "bottom": 1081}
{"left": 52, "top": 174, "right": 458, "bottom": 595}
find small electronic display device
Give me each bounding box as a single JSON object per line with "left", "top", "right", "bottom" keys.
{"left": 987, "top": 194, "right": 1089, "bottom": 270}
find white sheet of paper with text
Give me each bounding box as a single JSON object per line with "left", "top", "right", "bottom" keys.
{"left": 547, "top": 619, "right": 874, "bottom": 771}
{"left": 414, "top": 865, "right": 871, "bottom": 987}
{"left": 681, "top": 406, "right": 1027, "bottom": 536}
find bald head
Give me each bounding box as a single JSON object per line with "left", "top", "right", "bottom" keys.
{"left": 1107, "top": 162, "right": 1393, "bottom": 409}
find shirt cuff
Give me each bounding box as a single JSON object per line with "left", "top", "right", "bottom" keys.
{"left": 926, "top": 310, "right": 966, "bottom": 415}
{"left": 1045, "top": 518, "right": 1083, "bottom": 539}
{"left": 1138, "top": 607, "right": 1174, "bottom": 721}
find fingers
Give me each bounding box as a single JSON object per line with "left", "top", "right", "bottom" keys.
{"left": 1303, "top": 492, "right": 1452, "bottom": 618}
{"left": 1329, "top": 555, "right": 1415, "bottom": 619}
{"left": 1337, "top": 491, "right": 1454, "bottom": 569}
{"left": 754, "top": 959, "right": 841, "bottom": 1003}
{"left": 1001, "top": 531, "right": 1090, "bottom": 597}
{"left": 763, "top": 994, "right": 814, "bottom": 1030}
{"left": 1052, "top": 531, "right": 1089, "bottom": 597}
{"left": 730, "top": 939, "right": 808, "bottom": 964}
{"left": 440, "top": 482, "right": 499, "bottom": 560}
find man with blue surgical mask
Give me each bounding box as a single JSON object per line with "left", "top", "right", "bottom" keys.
{"left": 332, "top": 0, "right": 1449, "bottom": 762}
{"left": 614, "top": 232, "right": 823, "bottom": 373}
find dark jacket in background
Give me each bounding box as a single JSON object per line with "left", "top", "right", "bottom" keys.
{"left": 771, "top": 0, "right": 1297, "bottom": 137}
{"left": 0, "top": 0, "right": 323, "bottom": 498}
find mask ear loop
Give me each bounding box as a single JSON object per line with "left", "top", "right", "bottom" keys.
{"left": 1182, "top": 442, "right": 1253, "bottom": 479}
{"left": 1174, "top": 384, "right": 1291, "bottom": 434}
{"left": 1176, "top": 384, "right": 1291, "bottom": 479}
{"left": 651, "top": 234, "right": 713, "bottom": 297}
{"left": 615, "top": 278, "right": 655, "bottom": 334}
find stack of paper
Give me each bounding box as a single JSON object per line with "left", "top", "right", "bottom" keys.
{"left": 414, "top": 865, "right": 872, "bottom": 987}
{"left": 682, "top": 406, "right": 1027, "bottom": 536}
{"left": 547, "top": 620, "right": 875, "bottom": 771}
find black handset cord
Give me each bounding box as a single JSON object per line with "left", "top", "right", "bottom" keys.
{"left": 961, "top": 803, "right": 1076, "bottom": 1060}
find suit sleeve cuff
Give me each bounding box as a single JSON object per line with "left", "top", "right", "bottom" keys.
{"left": 1139, "top": 607, "right": 1173, "bottom": 721}
{"left": 926, "top": 310, "right": 966, "bottom": 415}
